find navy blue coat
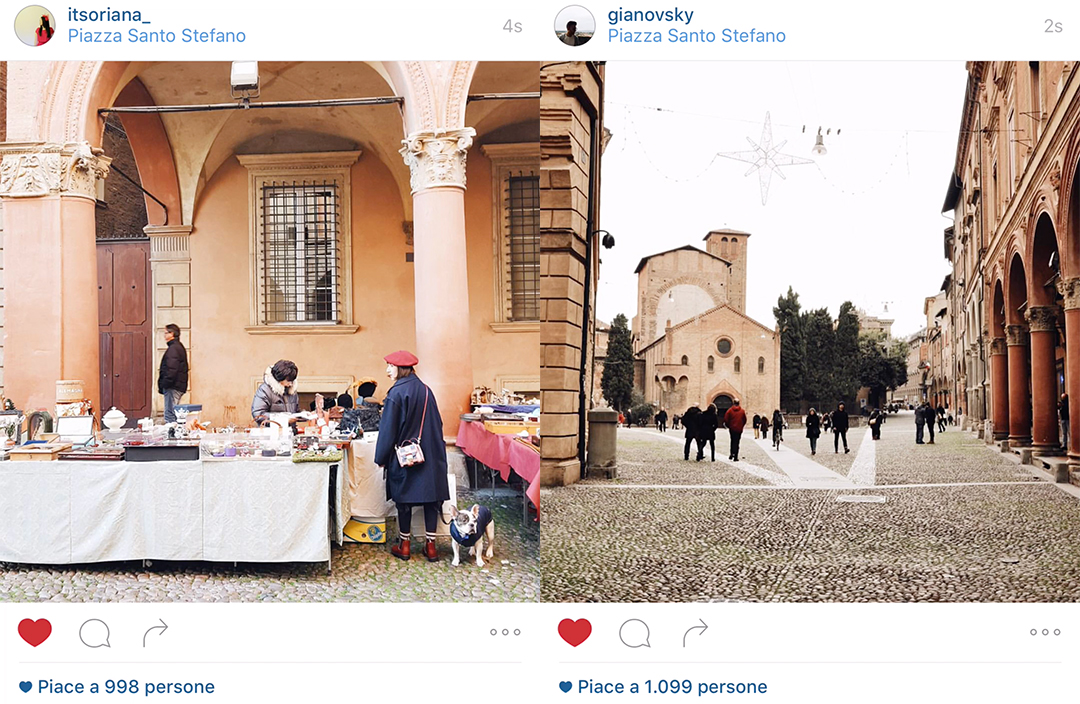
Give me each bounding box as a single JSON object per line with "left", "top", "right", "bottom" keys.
{"left": 374, "top": 374, "right": 450, "bottom": 505}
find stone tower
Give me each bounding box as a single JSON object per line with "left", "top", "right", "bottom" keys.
{"left": 704, "top": 229, "right": 750, "bottom": 314}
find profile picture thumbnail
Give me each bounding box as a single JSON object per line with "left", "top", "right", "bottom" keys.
{"left": 14, "top": 5, "right": 55, "bottom": 46}
{"left": 554, "top": 5, "right": 595, "bottom": 46}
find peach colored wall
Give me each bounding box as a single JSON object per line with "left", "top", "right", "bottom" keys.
{"left": 464, "top": 151, "right": 540, "bottom": 392}
{"left": 187, "top": 147, "right": 538, "bottom": 425}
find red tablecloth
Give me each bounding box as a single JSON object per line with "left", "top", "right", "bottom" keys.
{"left": 456, "top": 421, "right": 540, "bottom": 507}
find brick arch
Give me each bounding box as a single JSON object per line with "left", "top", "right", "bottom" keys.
{"left": 643, "top": 274, "right": 725, "bottom": 343}
{"left": 1060, "top": 121, "right": 1080, "bottom": 279}
{"left": 704, "top": 379, "right": 741, "bottom": 409}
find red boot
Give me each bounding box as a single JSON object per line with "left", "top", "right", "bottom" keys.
{"left": 390, "top": 537, "right": 411, "bottom": 561}
{"left": 424, "top": 539, "right": 438, "bottom": 562}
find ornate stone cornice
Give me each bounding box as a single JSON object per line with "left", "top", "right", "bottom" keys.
{"left": 0, "top": 141, "right": 110, "bottom": 199}
{"left": 990, "top": 337, "right": 1008, "bottom": 355}
{"left": 1006, "top": 323, "right": 1029, "bottom": 346}
{"left": 0, "top": 141, "right": 109, "bottom": 199}
{"left": 1025, "top": 305, "right": 1059, "bottom": 332}
{"left": 1058, "top": 277, "right": 1080, "bottom": 311}
{"left": 400, "top": 128, "right": 475, "bottom": 193}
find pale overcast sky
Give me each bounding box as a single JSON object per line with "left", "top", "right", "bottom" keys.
{"left": 596, "top": 61, "right": 967, "bottom": 339}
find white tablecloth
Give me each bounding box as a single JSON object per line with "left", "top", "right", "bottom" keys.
{"left": 345, "top": 439, "right": 454, "bottom": 536}
{"left": 0, "top": 459, "right": 344, "bottom": 565}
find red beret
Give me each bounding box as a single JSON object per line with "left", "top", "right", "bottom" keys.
{"left": 384, "top": 350, "right": 419, "bottom": 366}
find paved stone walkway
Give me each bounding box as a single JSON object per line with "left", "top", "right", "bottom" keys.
{"left": 542, "top": 414, "right": 1080, "bottom": 602}
{"left": 1, "top": 491, "right": 538, "bottom": 603}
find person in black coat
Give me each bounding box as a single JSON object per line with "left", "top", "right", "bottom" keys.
{"left": 157, "top": 324, "right": 189, "bottom": 423}
{"left": 936, "top": 404, "right": 947, "bottom": 433}
{"left": 375, "top": 350, "right": 450, "bottom": 563}
{"left": 805, "top": 408, "right": 821, "bottom": 455}
{"left": 915, "top": 401, "right": 927, "bottom": 444}
{"left": 697, "top": 404, "right": 719, "bottom": 461}
{"left": 869, "top": 408, "right": 883, "bottom": 440}
{"left": 682, "top": 406, "right": 701, "bottom": 461}
{"left": 832, "top": 402, "right": 850, "bottom": 453}
{"left": 924, "top": 403, "right": 937, "bottom": 444}
{"left": 656, "top": 408, "right": 668, "bottom": 433}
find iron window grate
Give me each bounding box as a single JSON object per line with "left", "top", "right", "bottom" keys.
{"left": 259, "top": 180, "right": 341, "bottom": 324}
{"left": 507, "top": 172, "right": 540, "bottom": 321}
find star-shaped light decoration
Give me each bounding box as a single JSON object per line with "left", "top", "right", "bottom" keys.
{"left": 718, "top": 112, "right": 814, "bottom": 205}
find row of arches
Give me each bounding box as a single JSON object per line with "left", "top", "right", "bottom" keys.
{"left": 987, "top": 144, "right": 1080, "bottom": 457}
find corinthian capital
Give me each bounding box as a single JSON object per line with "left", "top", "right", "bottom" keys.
{"left": 989, "top": 337, "right": 1008, "bottom": 355}
{"left": 1006, "top": 323, "right": 1029, "bottom": 346}
{"left": 1025, "top": 306, "right": 1058, "bottom": 332}
{"left": 399, "top": 128, "right": 476, "bottom": 193}
{"left": 0, "top": 141, "right": 110, "bottom": 199}
{"left": 1058, "top": 277, "right": 1080, "bottom": 311}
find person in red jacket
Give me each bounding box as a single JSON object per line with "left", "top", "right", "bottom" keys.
{"left": 723, "top": 398, "right": 749, "bottom": 461}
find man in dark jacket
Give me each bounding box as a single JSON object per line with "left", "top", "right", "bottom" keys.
{"left": 833, "top": 402, "right": 850, "bottom": 453}
{"left": 723, "top": 399, "right": 748, "bottom": 461}
{"left": 682, "top": 406, "right": 701, "bottom": 461}
{"left": 915, "top": 402, "right": 926, "bottom": 444}
{"left": 157, "top": 324, "right": 188, "bottom": 423}
{"left": 656, "top": 408, "right": 668, "bottom": 433}
{"left": 924, "top": 403, "right": 936, "bottom": 444}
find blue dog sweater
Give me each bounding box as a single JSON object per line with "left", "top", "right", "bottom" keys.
{"left": 449, "top": 506, "right": 493, "bottom": 548}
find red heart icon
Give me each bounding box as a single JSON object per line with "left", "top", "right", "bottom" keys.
{"left": 558, "top": 618, "right": 592, "bottom": 647}
{"left": 19, "top": 618, "right": 52, "bottom": 647}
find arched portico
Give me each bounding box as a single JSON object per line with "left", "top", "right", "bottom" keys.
{"left": 1006, "top": 252, "right": 1032, "bottom": 445}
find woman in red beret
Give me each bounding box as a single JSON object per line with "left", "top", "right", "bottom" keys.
{"left": 375, "top": 351, "right": 450, "bottom": 562}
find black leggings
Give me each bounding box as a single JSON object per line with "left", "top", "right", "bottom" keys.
{"left": 396, "top": 502, "right": 440, "bottom": 536}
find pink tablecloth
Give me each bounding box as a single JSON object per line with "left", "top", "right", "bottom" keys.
{"left": 456, "top": 421, "right": 540, "bottom": 507}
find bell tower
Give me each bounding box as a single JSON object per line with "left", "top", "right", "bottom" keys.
{"left": 704, "top": 228, "right": 750, "bottom": 314}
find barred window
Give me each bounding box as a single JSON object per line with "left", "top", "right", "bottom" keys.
{"left": 507, "top": 173, "right": 540, "bottom": 321}
{"left": 260, "top": 181, "right": 341, "bottom": 324}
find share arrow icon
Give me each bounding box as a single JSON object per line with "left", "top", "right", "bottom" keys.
{"left": 682, "top": 619, "right": 708, "bottom": 647}
{"left": 143, "top": 619, "right": 168, "bottom": 647}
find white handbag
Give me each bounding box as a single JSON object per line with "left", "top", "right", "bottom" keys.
{"left": 395, "top": 387, "right": 429, "bottom": 468}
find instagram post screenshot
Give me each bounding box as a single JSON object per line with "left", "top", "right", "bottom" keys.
{"left": 0, "top": 1, "right": 1076, "bottom": 701}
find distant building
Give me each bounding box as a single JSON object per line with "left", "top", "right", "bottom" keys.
{"left": 629, "top": 230, "right": 780, "bottom": 419}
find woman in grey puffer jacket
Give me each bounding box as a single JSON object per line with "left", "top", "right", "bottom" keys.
{"left": 251, "top": 359, "right": 300, "bottom": 425}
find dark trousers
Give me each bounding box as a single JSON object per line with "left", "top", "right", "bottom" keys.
{"left": 927, "top": 422, "right": 935, "bottom": 443}
{"left": 684, "top": 436, "right": 694, "bottom": 460}
{"left": 937, "top": 418, "right": 946, "bottom": 432}
{"left": 871, "top": 424, "right": 881, "bottom": 440}
{"left": 729, "top": 430, "right": 742, "bottom": 460}
{"left": 834, "top": 429, "right": 848, "bottom": 452}
{"left": 809, "top": 436, "right": 818, "bottom": 453}
{"left": 397, "top": 502, "right": 439, "bottom": 536}
{"left": 660, "top": 421, "right": 667, "bottom": 433}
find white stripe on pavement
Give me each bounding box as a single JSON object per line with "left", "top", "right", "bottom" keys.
{"left": 752, "top": 437, "right": 855, "bottom": 488}
{"left": 621, "top": 427, "right": 792, "bottom": 486}
{"left": 846, "top": 428, "right": 876, "bottom": 485}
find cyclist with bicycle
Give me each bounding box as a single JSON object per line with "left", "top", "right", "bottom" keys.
{"left": 771, "top": 409, "right": 785, "bottom": 450}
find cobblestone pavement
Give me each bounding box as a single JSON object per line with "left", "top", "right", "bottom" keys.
{"left": 542, "top": 415, "right": 1080, "bottom": 602}
{"left": 0, "top": 491, "right": 538, "bottom": 603}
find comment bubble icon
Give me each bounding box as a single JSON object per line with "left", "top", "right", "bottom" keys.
{"left": 79, "top": 619, "right": 111, "bottom": 648}
{"left": 619, "top": 619, "right": 651, "bottom": 648}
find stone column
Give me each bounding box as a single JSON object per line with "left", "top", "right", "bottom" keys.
{"left": 399, "top": 128, "right": 476, "bottom": 439}
{"left": 990, "top": 337, "right": 1009, "bottom": 440}
{"left": 0, "top": 142, "right": 110, "bottom": 412}
{"left": 1006, "top": 323, "right": 1032, "bottom": 446}
{"left": 1060, "top": 278, "right": 1080, "bottom": 470}
{"left": 1026, "top": 306, "right": 1060, "bottom": 452}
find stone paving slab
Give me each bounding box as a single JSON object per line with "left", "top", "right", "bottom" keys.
{"left": 540, "top": 483, "right": 1080, "bottom": 602}
{"left": 0, "top": 492, "right": 539, "bottom": 603}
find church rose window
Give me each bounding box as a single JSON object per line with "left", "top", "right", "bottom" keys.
{"left": 716, "top": 338, "right": 733, "bottom": 356}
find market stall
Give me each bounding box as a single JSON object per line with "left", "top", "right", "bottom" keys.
{"left": 0, "top": 458, "right": 345, "bottom": 565}
{"left": 456, "top": 409, "right": 541, "bottom": 523}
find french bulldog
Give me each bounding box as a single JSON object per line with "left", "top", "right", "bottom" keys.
{"left": 449, "top": 504, "right": 495, "bottom": 567}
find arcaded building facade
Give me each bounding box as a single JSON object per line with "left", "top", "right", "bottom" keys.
{"left": 632, "top": 230, "right": 780, "bottom": 419}
{"left": 0, "top": 61, "right": 540, "bottom": 441}
{"left": 943, "top": 61, "right": 1080, "bottom": 484}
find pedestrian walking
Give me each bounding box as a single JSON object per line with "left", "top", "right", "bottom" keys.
{"left": 771, "top": 409, "right": 785, "bottom": 450}
{"left": 759, "top": 414, "right": 770, "bottom": 444}
{"left": 656, "top": 408, "right": 668, "bottom": 433}
{"left": 868, "top": 407, "right": 882, "bottom": 440}
{"left": 698, "top": 404, "right": 719, "bottom": 461}
{"left": 936, "top": 404, "right": 947, "bottom": 433}
{"left": 618, "top": 411, "right": 625, "bottom": 427}
{"left": 723, "top": 398, "right": 748, "bottom": 462}
{"left": 823, "top": 412, "right": 832, "bottom": 433}
{"left": 1059, "top": 394, "right": 1070, "bottom": 451}
{"left": 682, "top": 406, "right": 701, "bottom": 461}
{"left": 157, "top": 323, "right": 189, "bottom": 424}
{"left": 805, "top": 408, "right": 821, "bottom": 455}
{"left": 753, "top": 414, "right": 762, "bottom": 439}
{"left": 673, "top": 413, "right": 681, "bottom": 430}
{"left": 832, "top": 402, "right": 850, "bottom": 453}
